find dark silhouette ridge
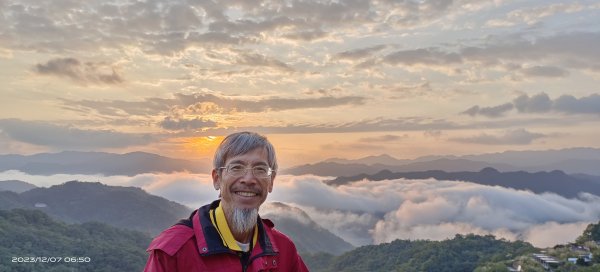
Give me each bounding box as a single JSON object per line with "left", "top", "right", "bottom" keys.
{"left": 328, "top": 168, "right": 600, "bottom": 199}
{"left": 0, "top": 151, "right": 210, "bottom": 176}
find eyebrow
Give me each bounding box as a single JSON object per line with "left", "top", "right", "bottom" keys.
{"left": 228, "top": 160, "right": 268, "bottom": 166}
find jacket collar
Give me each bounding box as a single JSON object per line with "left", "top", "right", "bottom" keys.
{"left": 193, "top": 200, "right": 277, "bottom": 256}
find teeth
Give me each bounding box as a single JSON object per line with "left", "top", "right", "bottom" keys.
{"left": 236, "top": 191, "right": 257, "bottom": 197}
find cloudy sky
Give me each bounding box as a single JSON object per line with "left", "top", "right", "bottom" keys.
{"left": 1, "top": 0, "right": 600, "bottom": 166}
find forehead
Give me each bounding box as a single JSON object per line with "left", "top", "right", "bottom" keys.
{"left": 225, "top": 147, "right": 269, "bottom": 164}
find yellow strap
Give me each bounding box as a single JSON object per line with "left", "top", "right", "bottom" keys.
{"left": 209, "top": 202, "right": 258, "bottom": 252}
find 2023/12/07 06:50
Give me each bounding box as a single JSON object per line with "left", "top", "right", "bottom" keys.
{"left": 12, "top": 256, "right": 91, "bottom": 263}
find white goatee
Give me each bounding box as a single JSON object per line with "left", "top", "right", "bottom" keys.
{"left": 230, "top": 208, "right": 258, "bottom": 235}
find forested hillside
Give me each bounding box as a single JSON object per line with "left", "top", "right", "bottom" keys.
{"left": 0, "top": 181, "right": 191, "bottom": 235}
{"left": 3, "top": 208, "right": 599, "bottom": 272}
{"left": 0, "top": 209, "right": 151, "bottom": 272}
{"left": 303, "top": 234, "right": 535, "bottom": 272}
{"left": 303, "top": 221, "right": 600, "bottom": 272}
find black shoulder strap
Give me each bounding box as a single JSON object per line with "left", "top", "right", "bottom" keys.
{"left": 174, "top": 209, "right": 197, "bottom": 228}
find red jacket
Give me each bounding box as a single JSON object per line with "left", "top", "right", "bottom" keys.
{"left": 144, "top": 200, "right": 309, "bottom": 272}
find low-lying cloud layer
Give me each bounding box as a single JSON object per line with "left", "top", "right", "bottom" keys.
{"left": 4, "top": 171, "right": 599, "bottom": 248}
{"left": 274, "top": 176, "right": 600, "bottom": 247}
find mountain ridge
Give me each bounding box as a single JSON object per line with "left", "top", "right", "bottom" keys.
{"left": 0, "top": 180, "right": 37, "bottom": 193}
{"left": 284, "top": 147, "right": 600, "bottom": 176}
{"left": 328, "top": 167, "right": 600, "bottom": 199}
{"left": 0, "top": 151, "right": 210, "bottom": 176}
{"left": 283, "top": 158, "right": 518, "bottom": 176}
{"left": 262, "top": 202, "right": 355, "bottom": 255}
{"left": 4, "top": 147, "right": 600, "bottom": 176}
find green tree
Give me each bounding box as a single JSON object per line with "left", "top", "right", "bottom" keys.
{"left": 474, "top": 262, "right": 509, "bottom": 272}
{"left": 576, "top": 220, "right": 600, "bottom": 244}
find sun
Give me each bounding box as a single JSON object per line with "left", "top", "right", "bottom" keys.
{"left": 179, "top": 136, "right": 223, "bottom": 157}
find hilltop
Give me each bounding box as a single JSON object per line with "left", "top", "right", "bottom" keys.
{"left": 0, "top": 181, "right": 192, "bottom": 235}
{"left": 328, "top": 167, "right": 600, "bottom": 199}
{"left": 0, "top": 180, "right": 37, "bottom": 193}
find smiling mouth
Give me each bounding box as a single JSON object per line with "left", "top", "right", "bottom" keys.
{"left": 235, "top": 191, "right": 258, "bottom": 197}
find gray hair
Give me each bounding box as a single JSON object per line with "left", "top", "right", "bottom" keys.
{"left": 213, "top": 131, "right": 278, "bottom": 172}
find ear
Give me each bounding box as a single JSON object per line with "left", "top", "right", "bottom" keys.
{"left": 267, "top": 173, "right": 275, "bottom": 193}
{"left": 212, "top": 168, "right": 220, "bottom": 190}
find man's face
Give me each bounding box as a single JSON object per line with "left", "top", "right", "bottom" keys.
{"left": 212, "top": 147, "right": 274, "bottom": 212}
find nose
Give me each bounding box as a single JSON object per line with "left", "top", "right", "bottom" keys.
{"left": 239, "top": 168, "right": 258, "bottom": 185}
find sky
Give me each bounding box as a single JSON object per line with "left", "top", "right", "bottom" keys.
{"left": 1, "top": 0, "right": 600, "bottom": 167}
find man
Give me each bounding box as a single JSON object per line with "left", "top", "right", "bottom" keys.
{"left": 144, "top": 131, "right": 309, "bottom": 271}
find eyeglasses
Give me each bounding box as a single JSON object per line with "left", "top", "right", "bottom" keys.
{"left": 219, "top": 164, "right": 274, "bottom": 179}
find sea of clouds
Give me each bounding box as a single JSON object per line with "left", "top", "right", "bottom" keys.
{"left": 3, "top": 170, "right": 600, "bottom": 248}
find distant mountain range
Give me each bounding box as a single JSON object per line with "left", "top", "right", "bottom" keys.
{"left": 0, "top": 181, "right": 353, "bottom": 255}
{"left": 283, "top": 158, "right": 518, "bottom": 176}
{"left": 328, "top": 167, "right": 600, "bottom": 199}
{"left": 434, "top": 147, "right": 600, "bottom": 168}
{"left": 0, "top": 151, "right": 210, "bottom": 176}
{"left": 323, "top": 154, "right": 412, "bottom": 165}
{"left": 3, "top": 147, "right": 600, "bottom": 177}
{"left": 283, "top": 147, "right": 600, "bottom": 176}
